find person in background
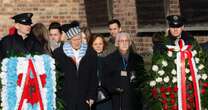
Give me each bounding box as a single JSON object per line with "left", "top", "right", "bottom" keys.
{"left": 31, "top": 23, "right": 51, "bottom": 54}
{"left": 103, "top": 32, "right": 146, "bottom": 110}
{"left": 49, "top": 22, "right": 66, "bottom": 51}
{"left": 89, "top": 34, "right": 112, "bottom": 110}
{"left": 0, "top": 13, "right": 42, "bottom": 60}
{"left": 105, "top": 19, "right": 137, "bottom": 56}
{"left": 53, "top": 22, "right": 98, "bottom": 110}
{"left": 81, "top": 27, "right": 92, "bottom": 44}
{"left": 105, "top": 19, "right": 122, "bottom": 55}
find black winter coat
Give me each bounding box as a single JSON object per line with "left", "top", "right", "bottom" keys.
{"left": 0, "top": 32, "right": 44, "bottom": 60}
{"left": 53, "top": 45, "right": 98, "bottom": 110}
{"left": 103, "top": 50, "right": 146, "bottom": 110}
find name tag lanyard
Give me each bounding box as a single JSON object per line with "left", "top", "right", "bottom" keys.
{"left": 122, "top": 57, "right": 128, "bottom": 71}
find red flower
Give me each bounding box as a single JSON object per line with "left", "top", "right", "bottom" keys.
{"left": 188, "top": 96, "right": 194, "bottom": 103}
{"left": 161, "top": 93, "right": 167, "bottom": 99}
{"left": 170, "top": 99, "right": 176, "bottom": 104}
{"left": 166, "top": 86, "right": 172, "bottom": 92}
{"left": 160, "top": 86, "right": 166, "bottom": 93}
{"left": 170, "top": 93, "right": 175, "bottom": 99}
{"left": 8, "top": 26, "right": 16, "bottom": 36}
{"left": 17, "top": 73, "right": 23, "bottom": 86}
{"left": 187, "top": 104, "right": 191, "bottom": 110}
{"left": 188, "top": 84, "right": 193, "bottom": 90}
{"left": 201, "top": 88, "right": 206, "bottom": 95}
{"left": 151, "top": 87, "right": 157, "bottom": 97}
{"left": 163, "top": 104, "right": 168, "bottom": 110}
{"left": 173, "top": 86, "right": 178, "bottom": 92}
{"left": 171, "top": 105, "right": 178, "bottom": 110}
{"left": 162, "top": 100, "right": 168, "bottom": 105}
{"left": 203, "top": 82, "right": 208, "bottom": 88}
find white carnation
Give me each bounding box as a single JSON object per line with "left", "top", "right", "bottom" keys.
{"left": 172, "top": 77, "right": 177, "bottom": 83}
{"left": 162, "top": 60, "right": 168, "bottom": 67}
{"left": 163, "top": 76, "right": 170, "bottom": 83}
{"left": 192, "top": 50, "right": 197, "bottom": 56}
{"left": 171, "top": 69, "right": 177, "bottom": 75}
{"left": 198, "top": 64, "right": 204, "bottom": 70}
{"left": 158, "top": 70, "right": 165, "bottom": 76}
{"left": 156, "top": 77, "right": 162, "bottom": 83}
{"left": 167, "top": 51, "right": 173, "bottom": 57}
{"left": 188, "top": 76, "right": 192, "bottom": 81}
{"left": 195, "top": 58, "right": 200, "bottom": 64}
{"left": 202, "top": 74, "right": 208, "bottom": 80}
{"left": 152, "top": 65, "right": 159, "bottom": 72}
{"left": 149, "top": 81, "right": 156, "bottom": 87}
{"left": 185, "top": 68, "right": 190, "bottom": 74}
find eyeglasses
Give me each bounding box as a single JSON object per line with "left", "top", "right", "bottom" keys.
{"left": 119, "top": 40, "right": 129, "bottom": 43}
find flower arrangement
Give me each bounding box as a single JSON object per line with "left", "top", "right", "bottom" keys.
{"left": 148, "top": 33, "right": 208, "bottom": 110}
{"left": 0, "top": 55, "right": 56, "bottom": 110}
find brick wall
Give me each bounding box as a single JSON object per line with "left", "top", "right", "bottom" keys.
{"left": 112, "top": 0, "right": 138, "bottom": 37}
{"left": 0, "top": 0, "right": 87, "bottom": 38}
{"left": 168, "top": 0, "right": 180, "bottom": 15}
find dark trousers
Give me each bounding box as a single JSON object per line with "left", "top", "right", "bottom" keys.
{"left": 65, "top": 102, "right": 90, "bottom": 110}
{"left": 95, "top": 100, "right": 112, "bottom": 110}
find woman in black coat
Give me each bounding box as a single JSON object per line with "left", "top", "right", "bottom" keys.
{"left": 89, "top": 34, "right": 112, "bottom": 110}
{"left": 103, "top": 32, "right": 146, "bottom": 110}
{"left": 53, "top": 23, "right": 97, "bottom": 110}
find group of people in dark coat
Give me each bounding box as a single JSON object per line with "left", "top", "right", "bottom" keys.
{"left": 0, "top": 12, "right": 146, "bottom": 110}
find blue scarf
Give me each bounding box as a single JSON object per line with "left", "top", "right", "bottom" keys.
{"left": 63, "top": 42, "right": 88, "bottom": 61}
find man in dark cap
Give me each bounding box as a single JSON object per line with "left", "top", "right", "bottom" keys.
{"left": 0, "top": 13, "right": 43, "bottom": 60}
{"left": 53, "top": 22, "right": 97, "bottom": 110}
{"left": 166, "top": 15, "right": 199, "bottom": 46}
{"left": 153, "top": 15, "right": 199, "bottom": 53}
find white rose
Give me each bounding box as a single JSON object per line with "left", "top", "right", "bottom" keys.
{"left": 149, "top": 81, "right": 156, "bottom": 87}
{"left": 158, "top": 70, "right": 165, "bottom": 76}
{"left": 197, "top": 74, "right": 201, "bottom": 80}
{"left": 152, "top": 65, "right": 159, "bottom": 72}
{"left": 163, "top": 76, "right": 170, "bottom": 83}
{"left": 198, "top": 64, "right": 204, "bottom": 70}
{"left": 202, "top": 74, "right": 208, "bottom": 80}
{"left": 167, "top": 51, "right": 173, "bottom": 57}
{"left": 188, "top": 76, "right": 192, "bottom": 81}
{"left": 172, "top": 77, "right": 177, "bottom": 83}
{"left": 162, "top": 60, "right": 168, "bottom": 67}
{"left": 171, "top": 69, "right": 177, "bottom": 75}
{"left": 195, "top": 58, "right": 200, "bottom": 64}
{"left": 192, "top": 50, "right": 197, "bottom": 56}
{"left": 174, "top": 59, "right": 177, "bottom": 64}
{"left": 156, "top": 77, "right": 162, "bottom": 83}
{"left": 185, "top": 68, "right": 190, "bottom": 74}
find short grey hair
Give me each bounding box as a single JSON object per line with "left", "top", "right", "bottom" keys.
{"left": 115, "top": 32, "right": 132, "bottom": 46}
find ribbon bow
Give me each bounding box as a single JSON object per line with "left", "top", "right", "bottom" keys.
{"left": 166, "top": 39, "right": 201, "bottom": 110}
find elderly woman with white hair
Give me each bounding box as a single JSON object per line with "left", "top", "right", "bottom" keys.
{"left": 103, "top": 32, "right": 146, "bottom": 110}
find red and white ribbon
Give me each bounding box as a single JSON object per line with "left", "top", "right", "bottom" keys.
{"left": 166, "top": 39, "right": 201, "bottom": 110}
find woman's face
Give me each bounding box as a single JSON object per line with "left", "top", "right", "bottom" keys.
{"left": 118, "top": 36, "right": 130, "bottom": 53}
{"left": 70, "top": 35, "right": 82, "bottom": 50}
{"left": 92, "top": 37, "right": 104, "bottom": 54}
